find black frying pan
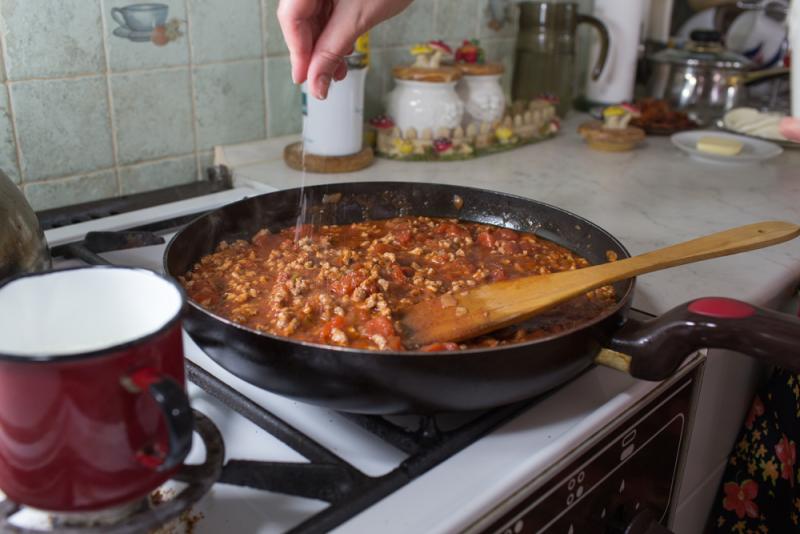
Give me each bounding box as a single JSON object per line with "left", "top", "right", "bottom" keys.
{"left": 163, "top": 182, "right": 800, "bottom": 414}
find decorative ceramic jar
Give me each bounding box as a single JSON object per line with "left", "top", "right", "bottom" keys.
{"left": 456, "top": 62, "right": 506, "bottom": 125}
{"left": 386, "top": 63, "right": 464, "bottom": 133}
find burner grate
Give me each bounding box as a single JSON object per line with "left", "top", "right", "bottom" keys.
{"left": 52, "top": 213, "right": 541, "bottom": 534}
{"left": 0, "top": 411, "right": 224, "bottom": 534}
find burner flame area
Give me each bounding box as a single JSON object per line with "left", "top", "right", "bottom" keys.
{"left": 0, "top": 411, "right": 223, "bottom": 534}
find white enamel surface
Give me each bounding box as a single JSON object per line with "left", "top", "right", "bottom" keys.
{"left": 0, "top": 268, "right": 181, "bottom": 357}
{"left": 671, "top": 130, "right": 783, "bottom": 164}
{"left": 456, "top": 74, "right": 506, "bottom": 125}
{"left": 386, "top": 79, "right": 464, "bottom": 132}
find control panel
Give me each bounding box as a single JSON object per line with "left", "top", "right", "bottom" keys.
{"left": 479, "top": 367, "right": 699, "bottom": 534}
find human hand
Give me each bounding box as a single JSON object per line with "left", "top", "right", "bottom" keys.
{"left": 278, "top": 0, "right": 413, "bottom": 99}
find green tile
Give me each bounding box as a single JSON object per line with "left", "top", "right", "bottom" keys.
{"left": 436, "top": 0, "right": 480, "bottom": 42}
{"left": 265, "top": 57, "right": 301, "bottom": 136}
{"left": 479, "top": 0, "right": 519, "bottom": 39}
{"left": 0, "top": 40, "right": 5, "bottom": 83}
{"left": 1, "top": 0, "right": 105, "bottom": 79}
{"left": 0, "top": 86, "right": 19, "bottom": 184}
{"left": 371, "top": 0, "right": 435, "bottom": 48}
{"left": 103, "top": 0, "right": 190, "bottom": 71}
{"left": 111, "top": 69, "right": 194, "bottom": 164}
{"left": 11, "top": 77, "right": 113, "bottom": 181}
{"left": 119, "top": 155, "right": 197, "bottom": 195}
{"left": 194, "top": 60, "right": 266, "bottom": 150}
{"left": 263, "top": 0, "right": 289, "bottom": 56}
{"left": 25, "top": 171, "right": 117, "bottom": 211}
{"left": 190, "top": 0, "right": 262, "bottom": 63}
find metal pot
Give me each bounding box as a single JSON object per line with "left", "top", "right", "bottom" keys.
{"left": 647, "top": 30, "right": 788, "bottom": 126}
{"left": 0, "top": 169, "right": 50, "bottom": 281}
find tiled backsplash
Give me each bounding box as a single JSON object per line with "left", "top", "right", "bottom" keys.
{"left": 0, "top": 0, "right": 550, "bottom": 211}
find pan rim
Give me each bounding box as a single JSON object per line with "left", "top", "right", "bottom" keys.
{"left": 164, "top": 181, "right": 634, "bottom": 357}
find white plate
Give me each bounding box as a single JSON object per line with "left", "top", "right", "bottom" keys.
{"left": 670, "top": 130, "right": 783, "bottom": 164}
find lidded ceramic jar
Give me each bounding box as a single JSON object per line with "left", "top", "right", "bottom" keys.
{"left": 455, "top": 62, "right": 506, "bottom": 126}
{"left": 386, "top": 65, "right": 464, "bottom": 132}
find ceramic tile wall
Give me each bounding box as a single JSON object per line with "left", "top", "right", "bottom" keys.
{"left": 0, "top": 0, "right": 523, "bottom": 210}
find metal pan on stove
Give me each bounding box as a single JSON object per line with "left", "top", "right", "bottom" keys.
{"left": 163, "top": 182, "right": 800, "bottom": 414}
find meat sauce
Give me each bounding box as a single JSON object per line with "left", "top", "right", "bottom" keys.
{"left": 180, "top": 216, "right": 618, "bottom": 351}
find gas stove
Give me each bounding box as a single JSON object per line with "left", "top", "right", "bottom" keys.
{"left": 0, "top": 179, "right": 704, "bottom": 533}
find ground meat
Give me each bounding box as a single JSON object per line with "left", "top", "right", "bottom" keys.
{"left": 180, "top": 217, "right": 617, "bottom": 351}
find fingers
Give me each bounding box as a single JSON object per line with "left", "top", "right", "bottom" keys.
{"left": 277, "top": 0, "right": 317, "bottom": 84}
{"left": 306, "top": 3, "right": 363, "bottom": 99}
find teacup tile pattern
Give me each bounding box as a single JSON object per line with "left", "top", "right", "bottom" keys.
{"left": 119, "top": 155, "right": 197, "bottom": 195}
{"left": 190, "top": 0, "right": 263, "bottom": 63}
{"left": 1, "top": 0, "right": 105, "bottom": 79}
{"left": 25, "top": 171, "right": 117, "bottom": 211}
{"left": 194, "top": 60, "right": 266, "bottom": 150}
{"left": 479, "top": 0, "right": 520, "bottom": 39}
{"left": 103, "top": 0, "right": 190, "bottom": 71}
{"left": 111, "top": 69, "right": 194, "bottom": 164}
{"left": 11, "top": 77, "right": 113, "bottom": 181}
{"left": 0, "top": 0, "right": 515, "bottom": 209}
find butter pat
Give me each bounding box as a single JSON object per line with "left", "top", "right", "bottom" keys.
{"left": 696, "top": 136, "right": 743, "bottom": 156}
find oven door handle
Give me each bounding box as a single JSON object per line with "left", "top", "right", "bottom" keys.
{"left": 599, "top": 297, "right": 800, "bottom": 381}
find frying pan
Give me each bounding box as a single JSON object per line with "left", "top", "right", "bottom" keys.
{"left": 163, "top": 182, "right": 800, "bottom": 414}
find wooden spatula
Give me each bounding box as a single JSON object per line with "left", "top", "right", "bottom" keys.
{"left": 399, "top": 221, "right": 800, "bottom": 347}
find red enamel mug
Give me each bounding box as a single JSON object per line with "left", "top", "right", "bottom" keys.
{"left": 0, "top": 266, "right": 193, "bottom": 512}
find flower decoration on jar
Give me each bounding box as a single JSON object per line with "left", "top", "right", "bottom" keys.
{"left": 432, "top": 137, "right": 454, "bottom": 154}
{"left": 392, "top": 138, "right": 414, "bottom": 156}
{"left": 495, "top": 126, "right": 515, "bottom": 145}
{"left": 602, "top": 104, "right": 641, "bottom": 130}
{"left": 578, "top": 104, "right": 645, "bottom": 152}
{"left": 428, "top": 40, "right": 454, "bottom": 68}
{"left": 410, "top": 43, "right": 434, "bottom": 68}
{"left": 455, "top": 39, "right": 485, "bottom": 64}
{"left": 369, "top": 115, "right": 395, "bottom": 130}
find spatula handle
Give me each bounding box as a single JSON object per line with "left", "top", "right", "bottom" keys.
{"left": 586, "top": 221, "right": 800, "bottom": 287}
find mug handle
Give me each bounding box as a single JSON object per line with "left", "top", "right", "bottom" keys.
{"left": 123, "top": 367, "right": 194, "bottom": 472}
{"left": 111, "top": 8, "right": 128, "bottom": 28}
{"left": 576, "top": 14, "right": 610, "bottom": 81}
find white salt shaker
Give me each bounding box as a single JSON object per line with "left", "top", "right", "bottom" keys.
{"left": 302, "top": 53, "right": 368, "bottom": 156}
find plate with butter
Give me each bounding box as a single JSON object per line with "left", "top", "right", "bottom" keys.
{"left": 671, "top": 130, "right": 783, "bottom": 164}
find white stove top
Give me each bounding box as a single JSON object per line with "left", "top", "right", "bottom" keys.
{"left": 8, "top": 186, "right": 700, "bottom": 533}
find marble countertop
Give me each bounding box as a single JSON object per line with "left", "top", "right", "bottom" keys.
{"left": 219, "top": 115, "right": 800, "bottom": 315}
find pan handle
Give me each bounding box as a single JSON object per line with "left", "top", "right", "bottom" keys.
{"left": 604, "top": 297, "right": 800, "bottom": 381}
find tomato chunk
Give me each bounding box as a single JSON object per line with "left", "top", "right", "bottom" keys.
{"left": 495, "top": 228, "right": 519, "bottom": 241}
{"left": 477, "top": 231, "right": 495, "bottom": 248}
{"left": 364, "top": 316, "right": 396, "bottom": 338}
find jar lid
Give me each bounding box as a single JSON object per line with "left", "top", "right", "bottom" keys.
{"left": 392, "top": 65, "right": 462, "bottom": 82}
{"left": 649, "top": 31, "right": 752, "bottom": 70}
{"left": 456, "top": 62, "right": 504, "bottom": 76}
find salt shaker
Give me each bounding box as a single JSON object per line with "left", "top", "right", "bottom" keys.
{"left": 302, "top": 53, "right": 368, "bottom": 156}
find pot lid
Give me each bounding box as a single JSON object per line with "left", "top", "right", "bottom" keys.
{"left": 649, "top": 30, "right": 753, "bottom": 70}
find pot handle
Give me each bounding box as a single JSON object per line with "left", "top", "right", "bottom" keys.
{"left": 123, "top": 367, "right": 194, "bottom": 472}
{"left": 577, "top": 14, "right": 610, "bottom": 80}
{"left": 604, "top": 297, "right": 800, "bottom": 381}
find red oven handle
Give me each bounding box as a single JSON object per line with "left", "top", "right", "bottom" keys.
{"left": 607, "top": 297, "right": 800, "bottom": 381}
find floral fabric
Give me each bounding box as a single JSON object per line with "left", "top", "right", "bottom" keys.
{"left": 709, "top": 369, "right": 800, "bottom": 533}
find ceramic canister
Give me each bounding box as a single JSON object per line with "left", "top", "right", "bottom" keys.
{"left": 386, "top": 65, "right": 464, "bottom": 133}
{"left": 302, "top": 53, "right": 368, "bottom": 157}
{"left": 456, "top": 62, "right": 506, "bottom": 126}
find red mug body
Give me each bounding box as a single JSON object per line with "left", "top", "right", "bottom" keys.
{"left": 0, "top": 267, "right": 193, "bottom": 512}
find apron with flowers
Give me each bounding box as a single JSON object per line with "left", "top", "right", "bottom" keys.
{"left": 709, "top": 368, "right": 800, "bottom": 533}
